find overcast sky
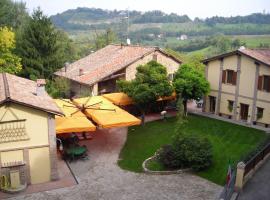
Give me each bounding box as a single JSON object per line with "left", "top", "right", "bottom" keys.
{"left": 20, "top": 0, "right": 269, "bottom": 19}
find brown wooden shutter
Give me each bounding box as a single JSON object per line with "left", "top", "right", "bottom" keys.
{"left": 222, "top": 70, "right": 226, "bottom": 83}
{"left": 258, "top": 76, "right": 263, "bottom": 90}
{"left": 232, "top": 71, "right": 237, "bottom": 85}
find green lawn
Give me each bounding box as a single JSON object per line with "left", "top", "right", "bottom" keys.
{"left": 118, "top": 114, "right": 268, "bottom": 185}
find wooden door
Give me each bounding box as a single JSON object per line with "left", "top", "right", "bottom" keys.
{"left": 209, "top": 96, "right": 216, "bottom": 113}
{"left": 240, "top": 104, "right": 249, "bottom": 121}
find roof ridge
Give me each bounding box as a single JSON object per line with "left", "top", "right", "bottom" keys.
{"left": 2, "top": 73, "right": 10, "bottom": 99}
{"left": 110, "top": 43, "right": 159, "bottom": 49}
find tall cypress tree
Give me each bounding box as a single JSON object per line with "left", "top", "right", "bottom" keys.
{"left": 16, "top": 8, "right": 67, "bottom": 80}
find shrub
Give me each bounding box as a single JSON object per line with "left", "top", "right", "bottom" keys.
{"left": 157, "top": 133, "right": 213, "bottom": 171}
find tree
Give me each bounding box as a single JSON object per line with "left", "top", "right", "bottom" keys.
{"left": 0, "top": 27, "right": 22, "bottom": 74}
{"left": 173, "top": 64, "right": 210, "bottom": 115}
{"left": 46, "top": 77, "right": 70, "bottom": 98}
{"left": 0, "top": 0, "right": 28, "bottom": 29}
{"left": 16, "top": 8, "right": 76, "bottom": 80}
{"left": 117, "top": 61, "right": 173, "bottom": 124}
{"left": 93, "top": 28, "right": 117, "bottom": 50}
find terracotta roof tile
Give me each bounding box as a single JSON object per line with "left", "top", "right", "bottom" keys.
{"left": 239, "top": 48, "right": 270, "bottom": 66}
{"left": 0, "top": 73, "right": 62, "bottom": 115}
{"left": 55, "top": 44, "right": 158, "bottom": 85}
{"left": 203, "top": 48, "right": 270, "bottom": 66}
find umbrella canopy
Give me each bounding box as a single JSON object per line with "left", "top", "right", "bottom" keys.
{"left": 157, "top": 92, "right": 177, "bottom": 101}
{"left": 103, "top": 93, "right": 133, "bottom": 106}
{"left": 103, "top": 92, "right": 176, "bottom": 106}
{"left": 54, "top": 99, "right": 96, "bottom": 134}
{"left": 73, "top": 96, "right": 141, "bottom": 128}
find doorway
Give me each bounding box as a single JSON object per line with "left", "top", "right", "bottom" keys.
{"left": 209, "top": 96, "right": 216, "bottom": 113}
{"left": 240, "top": 103, "right": 249, "bottom": 121}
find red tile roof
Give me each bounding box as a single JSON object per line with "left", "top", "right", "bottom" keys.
{"left": 239, "top": 48, "right": 270, "bottom": 66}
{"left": 203, "top": 48, "right": 270, "bottom": 67}
{"left": 55, "top": 44, "right": 181, "bottom": 86}
{"left": 0, "top": 73, "right": 62, "bottom": 115}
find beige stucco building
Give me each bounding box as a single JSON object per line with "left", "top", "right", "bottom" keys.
{"left": 203, "top": 48, "right": 270, "bottom": 127}
{"left": 55, "top": 44, "right": 182, "bottom": 97}
{"left": 0, "top": 73, "right": 62, "bottom": 192}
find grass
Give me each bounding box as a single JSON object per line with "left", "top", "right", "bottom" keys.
{"left": 233, "top": 35, "right": 270, "bottom": 48}
{"left": 118, "top": 114, "right": 268, "bottom": 185}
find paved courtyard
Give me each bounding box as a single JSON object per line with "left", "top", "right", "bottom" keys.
{"left": 9, "top": 126, "right": 222, "bottom": 200}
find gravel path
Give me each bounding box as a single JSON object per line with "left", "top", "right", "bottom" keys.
{"left": 10, "top": 127, "right": 222, "bottom": 200}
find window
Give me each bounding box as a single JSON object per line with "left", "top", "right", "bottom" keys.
{"left": 168, "top": 73, "right": 174, "bottom": 81}
{"left": 263, "top": 76, "right": 270, "bottom": 92}
{"left": 258, "top": 75, "right": 270, "bottom": 92}
{"left": 222, "top": 70, "right": 237, "bottom": 85}
{"left": 227, "top": 100, "right": 234, "bottom": 112}
{"left": 227, "top": 70, "right": 234, "bottom": 84}
{"left": 257, "top": 107, "right": 264, "bottom": 120}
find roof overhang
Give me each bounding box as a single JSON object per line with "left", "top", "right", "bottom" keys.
{"left": 0, "top": 98, "right": 63, "bottom": 116}
{"left": 202, "top": 50, "right": 270, "bottom": 67}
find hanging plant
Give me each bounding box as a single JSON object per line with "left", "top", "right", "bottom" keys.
{"left": 228, "top": 104, "right": 233, "bottom": 112}
{"left": 257, "top": 112, "right": 263, "bottom": 120}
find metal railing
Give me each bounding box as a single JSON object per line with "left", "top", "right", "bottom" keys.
{"left": 244, "top": 142, "right": 270, "bottom": 176}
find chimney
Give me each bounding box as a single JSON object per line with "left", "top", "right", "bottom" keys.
{"left": 79, "top": 68, "right": 84, "bottom": 76}
{"left": 64, "top": 62, "right": 69, "bottom": 72}
{"left": 36, "top": 79, "right": 46, "bottom": 96}
{"left": 126, "top": 38, "right": 131, "bottom": 45}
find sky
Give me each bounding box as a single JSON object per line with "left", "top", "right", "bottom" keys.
{"left": 20, "top": 0, "right": 270, "bottom": 19}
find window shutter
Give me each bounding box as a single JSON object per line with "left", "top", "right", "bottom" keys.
{"left": 222, "top": 70, "right": 226, "bottom": 83}
{"left": 232, "top": 71, "right": 237, "bottom": 85}
{"left": 258, "top": 76, "right": 263, "bottom": 90}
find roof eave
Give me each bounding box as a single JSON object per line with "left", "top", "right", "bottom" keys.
{"left": 202, "top": 50, "right": 270, "bottom": 67}
{"left": 0, "top": 98, "right": 64, "bottom": 116}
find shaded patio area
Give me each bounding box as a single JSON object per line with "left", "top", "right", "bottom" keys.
{"left": 0, "top": 153, "right": 77, "bottom": 199}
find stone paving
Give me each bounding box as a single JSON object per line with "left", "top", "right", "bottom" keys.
{"left": 238, "top": 157, "right": 270, "bottom": 200}
{"left": 9, "top": 126, "right": 222, "bottom": 200}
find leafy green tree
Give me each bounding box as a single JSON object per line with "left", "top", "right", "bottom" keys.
{"left": 0, "top": 0, "right": 28, "bottom": 29}
{"left": 0, "top": 27, "right": 22, "bottom": 74}
{"left": 117, "top": 61, "right": 173, "bottom": 124}
{"left": 94, "top": 28, "right": 117, "bottom": 50}
{"left": 16, "top": 8, "right": 76, "bottom": 80}
{"left": 173, "top": 64, "right": 210, "bottom": 115}
{"left": 46, "top": 77, "right": 70, "bottom": 98}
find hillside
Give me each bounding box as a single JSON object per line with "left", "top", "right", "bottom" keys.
{"left": 51, "top": 8, "right": 270, "bottom": 55}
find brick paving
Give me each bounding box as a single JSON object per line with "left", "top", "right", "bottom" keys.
{"left": 9, "top": 123, "right": 222, "bottom": 200}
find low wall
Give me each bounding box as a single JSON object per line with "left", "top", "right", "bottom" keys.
{"left": 142, "top": 155, "right": 190, "bottom": 175}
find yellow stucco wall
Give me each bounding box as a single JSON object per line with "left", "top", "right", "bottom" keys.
{"left": 222, "top": 55, "right": 237, "bottom": 94}
{"left": 219, "top": 93, "right": 235, "bottom": 115}
{"left": 125, "top": 51, "right": 180, "bottom": 80}
{"left": 205, "top": 54, "right": 270, "bottom": 125}
{"left": 29, "top": 147, "right": 51, "bottom": 184}
{"left": 256, "top": 101, "right": 270, "bottom": 124}
{"left": 0, "top": 103, "right": 53, "bottom": 185}
{"left": 207, "top": 60, "right": 220, "bottom": 90}
{"left": 204, "top": 91, "right": 218, "bottom": 112}
{"left": 236, "top": 97, "right": 253, "bottom": 122}
{"left": 223, "top": 55, "right": 237, "bottom": 71}
{"left": 0, "top": 103, "right": 49, "bottom": 151}
{"left": 239, "top": 56, "right": 256, "bottom": 97}
{"left": 257, "top": 64, "right": 270, "bottom": 101}
{"left": 1, "top": 150, "right": 24, "bottom": 163}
